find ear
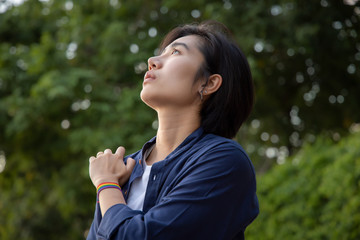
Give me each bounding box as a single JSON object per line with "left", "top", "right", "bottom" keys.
{"left": 202, "top": 74, "right": 222, "bottom": 96}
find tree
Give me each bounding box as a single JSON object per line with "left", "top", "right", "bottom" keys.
{"left": 245, "top": 130, "right": 360, "bottom": 239}
{"left": 231, "top": 0, "right": 360, "bottom": 171}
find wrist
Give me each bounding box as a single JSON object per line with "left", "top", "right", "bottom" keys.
{"left": 93, "top": 178, "right": 119, "bottom": 188}
{"left": 97, "top": 182, "right": 121, "bottom": 200}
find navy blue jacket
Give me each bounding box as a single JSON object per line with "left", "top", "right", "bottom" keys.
{"left": 87, "top": 128, "right": 259, "bottom": 240}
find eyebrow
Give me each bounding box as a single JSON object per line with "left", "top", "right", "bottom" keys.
{"left": 170, "top": 42, "right": 189, "bottom": 50}
{"left": 162, "top": 42, "right": 190, "bottom": 54}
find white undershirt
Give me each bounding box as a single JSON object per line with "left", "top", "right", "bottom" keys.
{"left": 126, "top": 145, "right": 154, "bottom": 211}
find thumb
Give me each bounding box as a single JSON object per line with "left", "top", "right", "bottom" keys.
{"left": 126, "top": 157, "right": 136, "bottom": 172}
{"left": 118, "top": 157, "right": 136, "bottom": 186}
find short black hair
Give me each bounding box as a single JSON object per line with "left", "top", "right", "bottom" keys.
{"left": 160, "top": 21, "right": 254, "bottom": 139}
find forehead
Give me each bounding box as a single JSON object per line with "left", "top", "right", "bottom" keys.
{"left": 163, "top": 35, "right": 202, "bottom": 52}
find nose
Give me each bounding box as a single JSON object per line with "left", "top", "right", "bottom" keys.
{"left": 148, "top": 56, "right": 162, "bottom": 70}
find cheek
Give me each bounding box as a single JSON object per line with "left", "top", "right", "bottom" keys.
{"left": 162, "top": 62, "right": 201, "bottom": 97}
{"left": 166, "top": 58, "right": 199, "bottom": 79}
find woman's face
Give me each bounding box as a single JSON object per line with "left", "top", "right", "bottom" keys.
{"left": 140, "top": 35, "right": 205, "bottom": 111}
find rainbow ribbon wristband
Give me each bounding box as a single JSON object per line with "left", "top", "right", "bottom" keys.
{"left": 96, "top": 182, "right": 121, "bottom": 199}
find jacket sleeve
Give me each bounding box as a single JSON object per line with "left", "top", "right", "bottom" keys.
{"left": 87, "top": 146, "right": 259, "bottom": 240}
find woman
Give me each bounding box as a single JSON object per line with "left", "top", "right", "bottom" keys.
{"left": 87, "top": 21, "right": 259, "bottom": 240}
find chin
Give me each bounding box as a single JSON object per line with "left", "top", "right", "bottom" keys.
{"left": 140, "top": 90, "right": 157, "bottom": 110}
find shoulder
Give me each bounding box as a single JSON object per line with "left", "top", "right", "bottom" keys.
{"left": 199, "top": 133, "right": 246, "bottom": 150}
{"left": 191, "top": 134, "right": 255, "bottom": 176}
{"left": 199, "top": 134, "right": 250, "bottom": 162}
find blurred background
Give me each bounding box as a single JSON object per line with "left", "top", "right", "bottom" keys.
{"left": 0, "top": 0, "right": 359, "bottom": 239}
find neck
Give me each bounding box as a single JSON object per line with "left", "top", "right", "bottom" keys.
{"left": 151, "top": 107, "right": 201, "bottom": 162}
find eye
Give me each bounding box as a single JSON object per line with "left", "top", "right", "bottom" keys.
{"left": 171, "top": 48, "right": 180, "bottom": 55}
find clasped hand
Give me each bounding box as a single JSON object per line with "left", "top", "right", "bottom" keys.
{"left": 89, "top": 146, "right": 136, "bottom": 187}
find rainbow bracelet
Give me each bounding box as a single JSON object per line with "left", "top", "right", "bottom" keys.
{"left": 96, "top": 182, "right": 121, "bottom": 199}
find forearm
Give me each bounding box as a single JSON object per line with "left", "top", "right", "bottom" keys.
{"left": 98, "top": 188, "right": 126, "bottom": 217}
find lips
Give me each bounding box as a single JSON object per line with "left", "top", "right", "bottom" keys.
{"left": 144, "top": 71, "right": 156, "bottom": 84}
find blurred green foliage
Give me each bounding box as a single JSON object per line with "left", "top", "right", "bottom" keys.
{"left": 246, "top": 131, "right": 360, "bottom": 240}
{"left": 0, "top": 0, "right": 359, "bottom": 239}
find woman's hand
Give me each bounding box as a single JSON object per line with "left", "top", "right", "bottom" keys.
{"left": 89, "top": 146, "right": 136, "bottom": 187}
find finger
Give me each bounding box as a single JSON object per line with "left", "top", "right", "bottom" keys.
{"left": 96, "top": 152, "right": 103, "bottom": 157}
{"left": 118, "top": 157, "right": 136, "bottom": 186}
{"left": 89, "top": 156, "right": 96, "bottom": 162}
{"left": 115, "top": 146, "right": 125, "bottom": 157}
{"left": 104, "top": 149, "right": 112, "bottom": 154}
{"left": 126, "top": 157, "right": 136, "bottom": 172}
